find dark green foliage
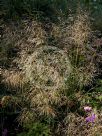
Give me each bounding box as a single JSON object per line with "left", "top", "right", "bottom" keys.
{"left": 1, "top": 0, "right": 102, "bottom": 29}
{"left": 0, "top": 0, "right": 69, "bottom": 20}
{"left": 0, "top": 43, "right": 13, "bottom": 67}
{"left": 95, "top": 79, "right": 102, "bottom": 92}
{"left": 18, "top": 122, "right": 51, "bottom": 136}
{"left": 81, "top": 0, "right": 102, "bottom": 30}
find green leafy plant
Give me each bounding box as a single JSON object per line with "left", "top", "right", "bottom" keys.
{"left": 18, "top": 122, "right": 51, "bottom": 136}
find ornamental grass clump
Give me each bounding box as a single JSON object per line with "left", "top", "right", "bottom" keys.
{"left": 23, "top": 46, "right": 72, "bottom": 91}
{"left": 50, "top": 9, "right": 96, "bottom": 88}
{"left": 2, "top": 70, "right": 24, "bottom": 90}
{"left": 0, "top": 19, "right": 47, "bottom": 67}
{"left": 65, "top": 10, "right": 95, "bottom": 87}
{"left": 21, "top": 46, "right": 72, "bottom": 118}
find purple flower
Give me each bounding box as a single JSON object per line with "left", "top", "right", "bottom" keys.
{"left": 84, "top": 106, "right": 92, "bottom": 112}
{"left": 2, "top": 128, "right": 8, "bottom": 136}
{"left": 85, "top": 113, "right": 96, "bottom": 123}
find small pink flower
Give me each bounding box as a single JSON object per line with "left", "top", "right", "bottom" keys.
{"left": 84, "top": 106, "right": 92, "bottom": 112}
{"left": 86, "top": 113, "right": 96, "bottom": 123}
